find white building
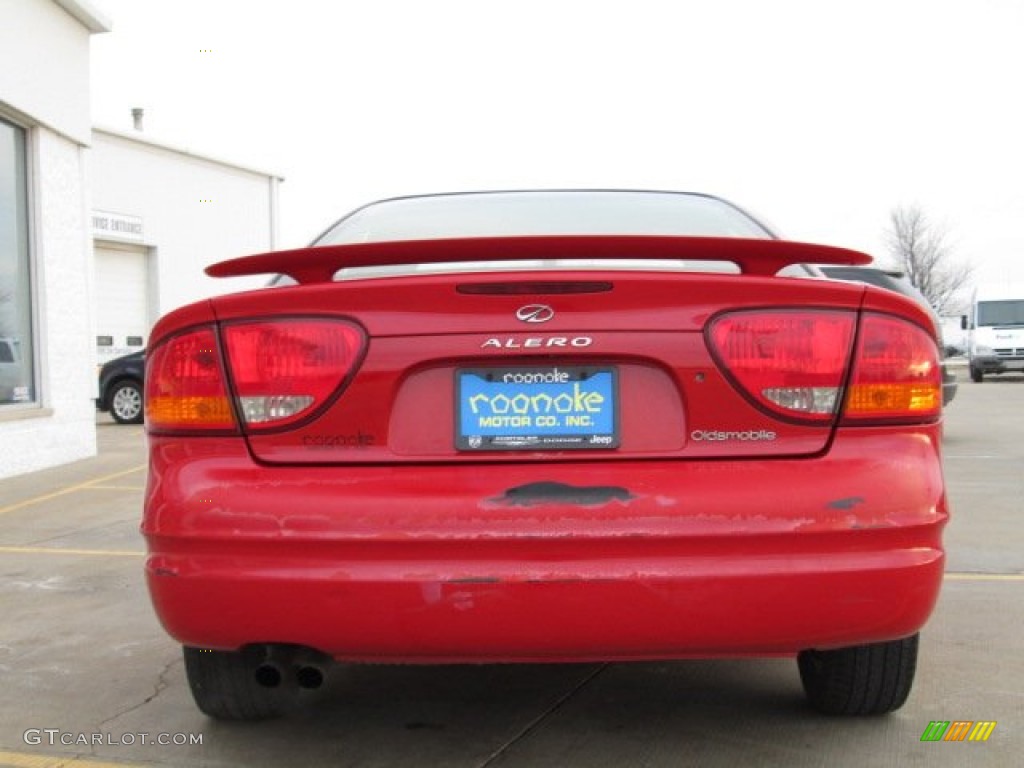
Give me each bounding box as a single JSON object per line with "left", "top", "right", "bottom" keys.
{"left": 1, "top": 1, "right": 282, "bottom": 480}
{"left": 0, "top": 1, "right": 110, "bottom": 479}
{"left": 90, "top": 126, "right": 281, "bottom": 364}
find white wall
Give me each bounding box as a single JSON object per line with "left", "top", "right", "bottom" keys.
{"left": 0, "top": 0, "right": 107, "bottom": 479}
{"left": 90, "top": 129, "right": 279, "bottom": 319}
{"left": 0, "top": 127, "right": 99, "bottom": 477}
{"left": 0, "top": 1, "right": 105, "bottom": 146}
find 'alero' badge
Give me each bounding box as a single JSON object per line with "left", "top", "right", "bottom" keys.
{"left": 516, "top": 304, "right": 555, "bottom": 324}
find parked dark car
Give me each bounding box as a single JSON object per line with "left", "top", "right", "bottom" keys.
{"left": 97, "top": 350, "right": 145, "bottom": 424}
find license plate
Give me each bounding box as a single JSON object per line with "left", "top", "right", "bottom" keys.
{"left": 456, "top": 366, "right": 619, "bottom": 451}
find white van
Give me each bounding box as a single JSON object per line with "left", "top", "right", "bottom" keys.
{"left": 964, "top": 283, "right": 1024, "bottom": 382}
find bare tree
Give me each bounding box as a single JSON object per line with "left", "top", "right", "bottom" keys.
{"left": 884, "top": 205, "right": 972, "bottom": 314}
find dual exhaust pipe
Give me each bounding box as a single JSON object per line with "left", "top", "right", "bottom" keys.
{"left": 251, "top": 645, "right": 329, "bottom": 690}
{"left": 255, "top": 662, "right": 325, "bottom": 690}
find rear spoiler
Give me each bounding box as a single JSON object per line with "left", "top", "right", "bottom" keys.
{"left": 206, "top": 235, "right": 872, "bottom": 285}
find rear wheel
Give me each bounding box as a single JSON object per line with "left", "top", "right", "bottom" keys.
{"left": 970, "top": 365, "right": 984, "bottom": 383}
{"left": 109, "top": 380, "right": 144, "bottom": 424}
{"left": 183, "top": 646, "right": 295, "bottom": 720}
{"left": 798, "top": 634, "right": 918, "bottom": 715}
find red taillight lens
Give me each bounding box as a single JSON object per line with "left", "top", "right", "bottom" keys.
{"left": 146, "top": 326, "right": 236, "bottom": 431}
{"left": 708, "top": 310, "right": 856, "bottom": 423}
{"left": 843, "top": 313, "right": 941, "bottom": 423}
{"left": 223, "top": 318, "right": 365, "bottom": 429}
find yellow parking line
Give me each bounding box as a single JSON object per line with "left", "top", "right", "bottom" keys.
{"left": 83, "top": 486, "right": 145, "bottom": 492}
{"left": 0, "top": 465, "right": 145, "bottom": 518}
{"left": 945, "top": 572, "right": 1024, "bottom": 582}
{"left": 0, "top": 546, "right": 144, "bottom": 558}
{"left": 0, "top": 750, "right": 148, "bottom": 768}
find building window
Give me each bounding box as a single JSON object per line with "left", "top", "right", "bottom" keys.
{"left": 0, "top": 117, "right": 34, "bottom": 406}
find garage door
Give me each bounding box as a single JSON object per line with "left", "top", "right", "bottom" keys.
{"left": 95, "top": 243, "right": 150, "bottom": 365}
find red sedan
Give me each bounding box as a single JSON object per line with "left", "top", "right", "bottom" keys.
{"left": 142, "top": 191, "right": 946, "bottom": 720}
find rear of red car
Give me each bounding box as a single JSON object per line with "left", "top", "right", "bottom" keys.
{"left": 142, "top": 194, "right": 946, "bottom": 720}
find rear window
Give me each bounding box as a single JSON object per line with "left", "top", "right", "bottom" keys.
{"left": 259, "top": 191, "right": 774, "bottom": 286}
{"left": 316, "top": 190, "right": 774, "bottom": 245}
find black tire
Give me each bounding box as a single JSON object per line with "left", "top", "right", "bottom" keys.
{"left": 798, "top": 634, "right": 918, "bottom": 715}
{"left": 970, "top": 365, "right": 984, "bottom": 383}
{"left": 108, "top": 380, "right": 144, "bottom": 424}
{"left": 183, "top": 646, "right": 295, "bottom": 720}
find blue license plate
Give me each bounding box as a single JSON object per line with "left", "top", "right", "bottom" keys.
{"left": 456, "top": 366, "right": 619, "bottom": 451}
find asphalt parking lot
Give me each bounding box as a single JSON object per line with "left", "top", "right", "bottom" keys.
{"left": 1, "top": 368, "right": 1021, "bottom": 768}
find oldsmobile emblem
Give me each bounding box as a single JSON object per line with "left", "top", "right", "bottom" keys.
{"left": 515, "top": 304, "right": 555, "bottom": 324}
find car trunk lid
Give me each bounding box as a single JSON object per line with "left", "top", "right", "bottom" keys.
{"left": 207, "top": 260, "right": 871, "bottom": 464}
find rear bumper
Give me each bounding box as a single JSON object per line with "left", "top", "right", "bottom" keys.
{"left": 975, "top": 357, "right": 1024, "bottom": 373}
{"left": 143, "top": 426, "right": 947, "bottom": 662}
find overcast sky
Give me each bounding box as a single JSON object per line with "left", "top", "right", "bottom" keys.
{"left": 89, "top": 0, "right": 1024, "bottom": 290}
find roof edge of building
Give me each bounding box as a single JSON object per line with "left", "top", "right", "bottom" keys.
{"left": 92, "top": 125, "right": 285, "bottom": 181}
{"left": 53, "top": 0, "right": 112, "bottom": 33}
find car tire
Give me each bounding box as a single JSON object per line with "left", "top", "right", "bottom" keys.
{"left": 969, "top": 365, "right": 984, "bottom": 383}
{"left": 109, "top": 380, "right": 144, "bottom": 424}
{"left": 183, "top": 646, "right": 295, "bottom": 721}
{"left": 797, "top": 634, "right": 918, "bottom": 715}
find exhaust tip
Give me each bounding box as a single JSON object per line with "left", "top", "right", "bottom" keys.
{"left": 296, "top": 665, "right": 325, "bottom": 690}
{"left": 254, "top": 663, "right": 283, "bottom": 688}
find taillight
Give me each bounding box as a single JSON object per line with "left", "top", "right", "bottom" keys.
{"left": 223, "top": 318, "right": 365, "bottom": 430}
{"left": 708, "top": 310, "right": 856, "bottom": 423}
{"left": 146, "top": 326, "right": 236, "bottom": 432}
{"left": 842, "top": 313, "right": 941, "bottom": 423}
{"left": 708, "top": 309, "right": 942, "bottom": 426}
